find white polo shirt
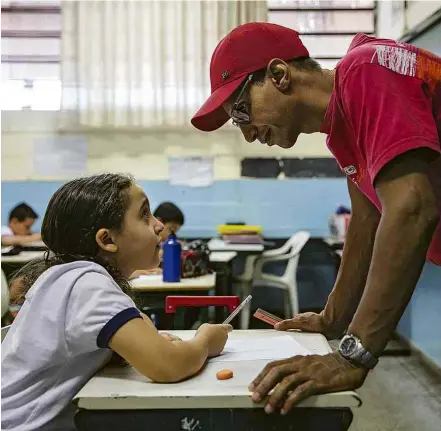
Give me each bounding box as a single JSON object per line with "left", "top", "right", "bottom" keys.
{"left": 1, "top": 225, "right": 13, "bottom": 236}
{"left": 1, "top": 261, "right": 141, "bottom": 431}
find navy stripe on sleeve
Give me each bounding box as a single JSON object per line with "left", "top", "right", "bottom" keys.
{"left": 97, "top": 307, "right": 141, "bottom": 348}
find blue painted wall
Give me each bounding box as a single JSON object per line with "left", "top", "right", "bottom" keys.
{"left": 397, "top": 262, "right": 441, "bottom": 368}
{"left": 2, "top": 179, "right": 350, "bottom": 238}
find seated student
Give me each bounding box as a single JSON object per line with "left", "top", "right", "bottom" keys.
{"left": 1, "top": 174, "right": 231, "bottom": 431}
{"left": 153, "top": 201, "right": 185, "bottom": 241}
{"left": 130, "top": 201, "right": 185, "bottom": 279}
{"left": 1, "top": 203, "right": 41, "bottom": 247}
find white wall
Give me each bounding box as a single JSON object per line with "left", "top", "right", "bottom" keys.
{"left": 377, "top": 0, "right": 441, "bottom": 40}
{"left": 1, "top": 111, "right": 332, "bottom": 181}
{"left": 377, "top": 0, "right": 406, "bottom": 39}
{"left": 406, "top": 0, "right": 441, "bottom": 31}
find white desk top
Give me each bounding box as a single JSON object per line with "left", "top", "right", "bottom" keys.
{"left": 24, "top": 240, "right": 46, "bottom": 248}
{"left": 209, "top": 251, "right": 238, "bottom": 263}
{"left": 1, "top": 250, "right": 45, "bottom": 264}
{"left": 74, "top": 330, "right": 361, "bottom": 410}
{"left": 130, "top": 273, "right": 216, "bottom": 292}
{"left": 208, "top": 238, "right": 264, "bottom": 253}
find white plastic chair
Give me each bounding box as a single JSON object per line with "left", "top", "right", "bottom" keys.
{"left": 1, "top": 269, "right": 10, "bottom": 320}
{"left": 239, "top": 231, "right": 310, "bottom": 329}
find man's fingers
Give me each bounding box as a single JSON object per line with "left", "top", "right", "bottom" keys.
{"left": 266, "top": 373, "right": 308, "bottom": 411}
{"left": 249, "top": 358, "right": 296, "bottom": 391}
{"left": 274, "top": 314, "right": 316, "bottom": 332}
{"left": 251, "top": 361, "right": 301, "bottom": 401}
{"left": 281, "top": 380, "right": 316, "bottom": 414}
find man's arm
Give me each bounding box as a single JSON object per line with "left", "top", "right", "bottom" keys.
{"left": 321, "top": 179, "right": 381, "bottom": 336}
{"left": 348, "top": 149, "right": 439, "bottom": 356}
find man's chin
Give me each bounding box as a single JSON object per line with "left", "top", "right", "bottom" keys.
{"left": 277, "top": 140, "right": 296, "bottom": 149}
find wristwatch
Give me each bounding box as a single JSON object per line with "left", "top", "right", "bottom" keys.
{"left": 338, "top": 334, "right": 379, "bottom": 369}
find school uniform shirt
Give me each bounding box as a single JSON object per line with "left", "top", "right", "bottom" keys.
{"left": 1, "top": 225, "right": 13, "bottom": 236}
{"left": 321, "top": 34, "right": 441, "bottom": 266}
{"left": 1, "top": 261, "right": 141, "bottom": 431}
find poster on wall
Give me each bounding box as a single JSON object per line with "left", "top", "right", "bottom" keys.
{"left": 33, "top": 136, "right": 87, "bottom": 176}
{"left": 168, "top": 156, "right": 214, "bottom": 187}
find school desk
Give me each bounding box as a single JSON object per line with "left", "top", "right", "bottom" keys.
{"left": 74, "top": 329, "right": 360, "bottom": 431}
{"left": 130, "top": 273, "right": 216, "bottom": 292}
{"left": 1, "top": 250, "right": 45, "bottom": 264}
{"left": 208, "top": 238, "right": 264, "bottom": 253}
{"left": 130, "top": 273, "right": 217, "bottom": 329}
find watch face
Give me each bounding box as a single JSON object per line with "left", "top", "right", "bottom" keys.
{"left": 341, "top": 336, "right": 357, "bottom": 356}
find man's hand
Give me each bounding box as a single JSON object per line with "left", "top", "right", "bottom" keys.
{"left": 249, "top": 353, "right": 367, "bottom": 415}
{"left": 275, "top": 312, "right": 344, "bottom": 340}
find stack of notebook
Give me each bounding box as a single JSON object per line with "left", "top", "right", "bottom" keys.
{"left": 216, "top": 225, "right": 263, "bottom": 245}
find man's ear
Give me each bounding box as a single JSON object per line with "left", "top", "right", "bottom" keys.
{"left": 266, "top": 58, "right": 291, "bottom": 92}
{"left": 96, "top": 228, "right": 118, "bottom": 253}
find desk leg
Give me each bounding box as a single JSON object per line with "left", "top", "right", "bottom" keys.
{"left": 213, "top": 261, "right": 234, "bottom": 324}
{"left": 75, "top": 407, "right": 353, "bottom": 431}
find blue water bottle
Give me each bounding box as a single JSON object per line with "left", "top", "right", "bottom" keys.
{"left": 162, "top": 232, "right": 182, "bottom": 282}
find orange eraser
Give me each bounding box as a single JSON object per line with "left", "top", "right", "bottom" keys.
{"left": 216, "top": 369, "right": 234, "bottom": 380}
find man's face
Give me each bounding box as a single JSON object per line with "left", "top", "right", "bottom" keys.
{"left": 9, "top": 217, "right": 35, "bottom": 236}
{"left": 223, "top": 71, "right": 305, "bottom": 149}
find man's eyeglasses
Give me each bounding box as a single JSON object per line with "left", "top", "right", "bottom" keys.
{"left": 231, "top": 74, "right": 253, "bottom": 127}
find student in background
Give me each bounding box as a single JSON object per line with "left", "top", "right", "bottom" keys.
{"left": 130, "top": 201, "right": 185, "bottom": 279}
{"left": 1, "top": 173, "right": 230, "bottom": 431}
{"left": 1, "top": 203, "right": 41, "bottom": 247}
{"left": 153, "top": 201, "right": 185, "bottom": 241}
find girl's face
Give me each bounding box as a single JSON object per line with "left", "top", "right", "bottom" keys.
{"left": 101, "top": 184, "right": 164, "bottom": 277}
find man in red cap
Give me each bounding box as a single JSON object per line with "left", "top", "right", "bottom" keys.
{"left": 192, "top": 23, "right": 441, "bottom": 413}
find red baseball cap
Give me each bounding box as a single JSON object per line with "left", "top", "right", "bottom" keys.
{"left": 191, "top": 22, "right": 309, "bottom": 132}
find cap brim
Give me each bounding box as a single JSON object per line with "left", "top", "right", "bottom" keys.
{"left": 191, "top": 73, "right": 248, "bottom": 132}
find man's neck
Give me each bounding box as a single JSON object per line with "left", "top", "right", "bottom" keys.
{"left": 302, "top": 69, "right": 335, "bottom": 134}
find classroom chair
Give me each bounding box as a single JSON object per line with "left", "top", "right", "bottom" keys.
{"left": 237, "top": 231, "right": 310, "bottom": 329}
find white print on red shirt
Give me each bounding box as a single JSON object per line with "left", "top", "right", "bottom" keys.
{"left": 371, "top": 45, "right": 417, "bottom": 77}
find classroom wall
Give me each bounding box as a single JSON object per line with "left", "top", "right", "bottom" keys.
{"left": 406, "top": 0, "right": 441, "bottom": 31}
{"left": 1, "top": 111, "right": 346, "bottom": 237}
{"left": 397, "top": 262, "right": 441, "bottom": 369}
{"left": 1, "top": 111, "right": 332, "bottom": 182}
{"left": 376, "top": 0, "right": 441, "bottom": 40}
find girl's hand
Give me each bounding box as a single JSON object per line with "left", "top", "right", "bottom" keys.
{"left": 196, "top": 324, "right": 232, "bottom": 357}
{"left": 160, "top": 332, "right": 182, "bottom": 342}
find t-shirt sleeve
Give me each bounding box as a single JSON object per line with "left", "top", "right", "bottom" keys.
{"left": 65, "top": 271, "right": 141, "bottom": 354}
{"left": 341, "top": 63, "right": 440, "bottom": 182}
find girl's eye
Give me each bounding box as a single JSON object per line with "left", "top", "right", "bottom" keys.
{"left": 143, "top": 209, "right": 151, "bottom": 219}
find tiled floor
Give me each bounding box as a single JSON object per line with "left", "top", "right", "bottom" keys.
{"left": 350, "top": 354, "right": 441, "bottom": 431}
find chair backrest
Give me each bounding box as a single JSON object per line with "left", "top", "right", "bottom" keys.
{"left": 281, "top": 231, "right": 310, "bottom": 281}
{"left": 1, "top": 269, "right": 10, "bottom": 319}
{"left": 1, "top": 325, "right": 11, "bottom": 343}
{"left": 285, "top": 231, "right": 311, "bottom": 258}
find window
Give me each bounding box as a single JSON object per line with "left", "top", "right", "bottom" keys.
{"left": 268, "top": 0, "right": 376, "bottom": 68}
{"left": 1, "top": 0, "right": 61, "bottom": 110}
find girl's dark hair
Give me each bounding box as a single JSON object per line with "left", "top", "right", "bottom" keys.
{"left": 12, "top": 173, "right": 134, "bottom": 304}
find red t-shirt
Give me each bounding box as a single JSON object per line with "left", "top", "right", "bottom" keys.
{"left": 321, "top": 34, "right": 441, "bottom": 266}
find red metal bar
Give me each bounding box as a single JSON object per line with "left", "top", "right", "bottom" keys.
{"left": 165, "top": 296, "right": 240, "bottom": 314}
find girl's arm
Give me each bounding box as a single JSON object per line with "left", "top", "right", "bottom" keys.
{"left": 109, "top": 318, "right": 231, "bottom": 383}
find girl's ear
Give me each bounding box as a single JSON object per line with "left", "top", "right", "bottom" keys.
{"left": 96, "top": 228, "right": 118, "bottom": 253}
